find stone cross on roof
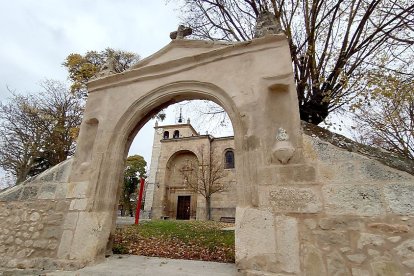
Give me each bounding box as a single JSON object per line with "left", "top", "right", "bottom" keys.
{"left": 170, "top": 25, "right": 193, "bottom": 40}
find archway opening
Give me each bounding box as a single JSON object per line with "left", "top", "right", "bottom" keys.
{"left": 112, "top": 99, "right": 237, "bottom": 263}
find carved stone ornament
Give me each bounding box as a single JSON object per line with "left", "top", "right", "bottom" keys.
{"left": 170, "top": 25, "right": 193, "bottom": 40}
{"left": 271, "top": 128, "right": 295, "bottom": 164}
{"left": 276, "top": 127, "right": 289, "bottom": 141}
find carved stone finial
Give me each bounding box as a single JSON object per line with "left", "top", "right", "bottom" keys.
{"left": 170, "top": 25, "right": 193, "bottom": 40}
{"left": 254, "top": 11, "right": 282, "bottom": 38}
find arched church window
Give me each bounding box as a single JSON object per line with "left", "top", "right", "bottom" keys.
{"left": 224, "top": 150, "right": 235, "bottom": 169}
{"left": 173, "top": 130, "right": 180, "bottom": 138}
{"left": 163, "top": 131, "right": 169, "bottom": 139}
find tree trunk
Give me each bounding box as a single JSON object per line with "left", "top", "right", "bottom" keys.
{"left": 206, "top": 196, "right": 211, "bottom": 220}
{"left": 299, "top": 98, "right": 329, "bottom": 125}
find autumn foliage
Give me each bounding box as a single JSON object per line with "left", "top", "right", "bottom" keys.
{"left": 113, "top": 220, "right": 235, "bottom": 263}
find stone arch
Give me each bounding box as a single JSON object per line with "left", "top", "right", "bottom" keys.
{"left": 0, "top": 35, "right": 315, "bottom": 274}
{"left": 65, "top": 36, "right": 304, "bottom": 270}
{"left": 163, "top": 150, "right": 199, "bottom": 219}
{"left": 165, "top": 149, "right": 200, "bottom": 169}
{"left": 90, "top": 81, "right": 245, "bottom": 212}
{"left": 172, "top": 130, "right": 180, "bottom": 138}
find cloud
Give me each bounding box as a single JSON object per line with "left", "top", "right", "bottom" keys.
{"left": 0, "top": 0, "right": 180, "bottom": 96}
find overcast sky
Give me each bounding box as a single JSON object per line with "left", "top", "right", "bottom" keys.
{"left": 0, "top": 1, "right": 183, "bottom": 176}
{"left": 0, "top": 1, "right": 184, "bottom": 95}
{"left": 0, "top": 1, "right": 235, "bottom": 181}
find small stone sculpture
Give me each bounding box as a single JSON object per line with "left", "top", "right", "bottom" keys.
{"left": 272, "top": 127, "right": 295, "bottom": 164}
{"left": 276, "top": 127, "right": 289, "bottom": 141}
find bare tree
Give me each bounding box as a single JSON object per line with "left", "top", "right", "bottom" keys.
{"left": 180, "top": 146, "right": 230, "bottom": 220}
{"left": 352, "top": 71, "right": 413, "bottom": 160}
{"left": 0, "top": 80, "right": 83, "bottom": 184}
{"left": 174, "top": 0, "right": 414, "bottom": 124}
{"left": 0, "top": 94, "right": 44, "bottom": 183}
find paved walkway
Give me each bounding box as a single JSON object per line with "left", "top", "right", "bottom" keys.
{"left": 46, "top": 255, "right": 239, "bottom": 276}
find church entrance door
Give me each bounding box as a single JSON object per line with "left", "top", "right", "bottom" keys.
{"left": 177, "top": 196, "right": 191, "bottom": 220}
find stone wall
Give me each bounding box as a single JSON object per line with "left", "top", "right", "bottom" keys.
{"left": 237, "top": 134, "right": 414, "bottom": 275}
{"left": 0, "top": 159, "right": 78, "bottom": 270}
{"left": 1, "top": 132, "right": 413, "bottom": 274}
{"left": 300, "top": 135, "right": 414, "bottom": 275}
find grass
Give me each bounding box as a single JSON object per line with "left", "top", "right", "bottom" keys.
{"left": 113, "top": 220, "right": 235, "bottom": 263}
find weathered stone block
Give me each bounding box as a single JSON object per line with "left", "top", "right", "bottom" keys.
{"left": 351, "top": 268, "right": 370, "bottom": 276}
{"left": 24, "top": 240, "right": 33, "bottom": 247}
{"left": 303, "top": 246, "right": 326, "bottom": 276}
{"left": 57, "top": 230, "right": 73, "bottom": 259}
{"left": 45, "top": 213, "right": 64, "bottom": 226}
{"left": 277, "top": 165, "right": 316, "bottom": 183}
{"left": 387, "top": 236, "right": 402, "bottom": 243}
{"left": 318, "top": 161, "right": 359, "bottom": 184}
{"left": 38, "top": 184, "right": 57, "bottom": 200}
{"left": 315, "top": 231, "right": 349, "bottom": 247}
{"left": 20, "top": 186, "right": 39, "bottom": 200}
{"left": 15, "top": 238, "right": 23, "bottom": 245}
{"left": 394, "top": 239, "right": 414, "bottom": 259}
{"left": 346, "top": 253, "right": 366, "bottom": 264}
{"left": 55, "top": 183, "right": 68, "bottom": 199}
{"left": 368, "top": 222, "right": 409, "bottom": 233}
{"left": 370, "top": 261, "right": 402, "bottom": 276}
{"left": 293, "top": 165, "right": 316, "bottom": 182}
{"left": 235, "top": 208, "right": 277, "bottom": 272}
{"left": 310, "top": 139, "right": 355, "bottom": 162}
{"left": 384, "top": 183, "right": 414, "bottom": 215}
{"left": 368, "top": 249, "right": 381, "bottom": 257}
{"left": 63, "top": 212, "right": 79, "bottom": 230}
{"left": 33, "top": 240, "right": 48, "bottom": 249}
{"left": 55, "top": 200, "right": 70, "bottom": 212}
{"left": 326, "top": 251, "right": 351, "bottom": 276}
{"left": 274, "top": 216, "right": 300, "bottom": 274}
{"left": 29, "top": 212, "right": 41, "bottom": 222}
{"left": 360, "top": 160, "right": 409, "bottom": 181}
{"left": 402, "top": 259, "right": 414, "bottom": 269}
{"left": 66, "top": 182, "right": 88, "bottom": 199}
{"left": 42, "top": 226, "right": 61, "bottom": 239}
{"left": 304, "top": 219, "right": 317, "bottom": 230}
{"left": 357, "top": 233, "right": 385, "bottom": 249}
{"left": 269, "top": 187, "right": 322, "bottom": 213}
{"left": 69, "top": 199, "right": 88, "bottom": 211}
{"left": 0, "top": 188, "right": 22, "bottom": 202}
{"left": 69, "top": 211, "right": 112, "bottom": 260}
{"left": 257, "top": 167, "right": 278, "bottom": 185}
{"left": 36, "top": 170, "right": 55, "bottom": 182}
{"left": 55, "top": 159, "right": 73, "bottom": 182}
{"left": 323, "top": 185, "right": 384, "bottom": 216}
{"left": 319, "top": 217, "right": 361, "bottom": 230}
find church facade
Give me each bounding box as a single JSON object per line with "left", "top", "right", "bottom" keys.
{"left": 143, "top": 120, "right": 237, "bottom": 221}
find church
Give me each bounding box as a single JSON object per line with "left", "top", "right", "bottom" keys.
{"left": 143, "top": 117, "right": 237, "bottom": 221}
